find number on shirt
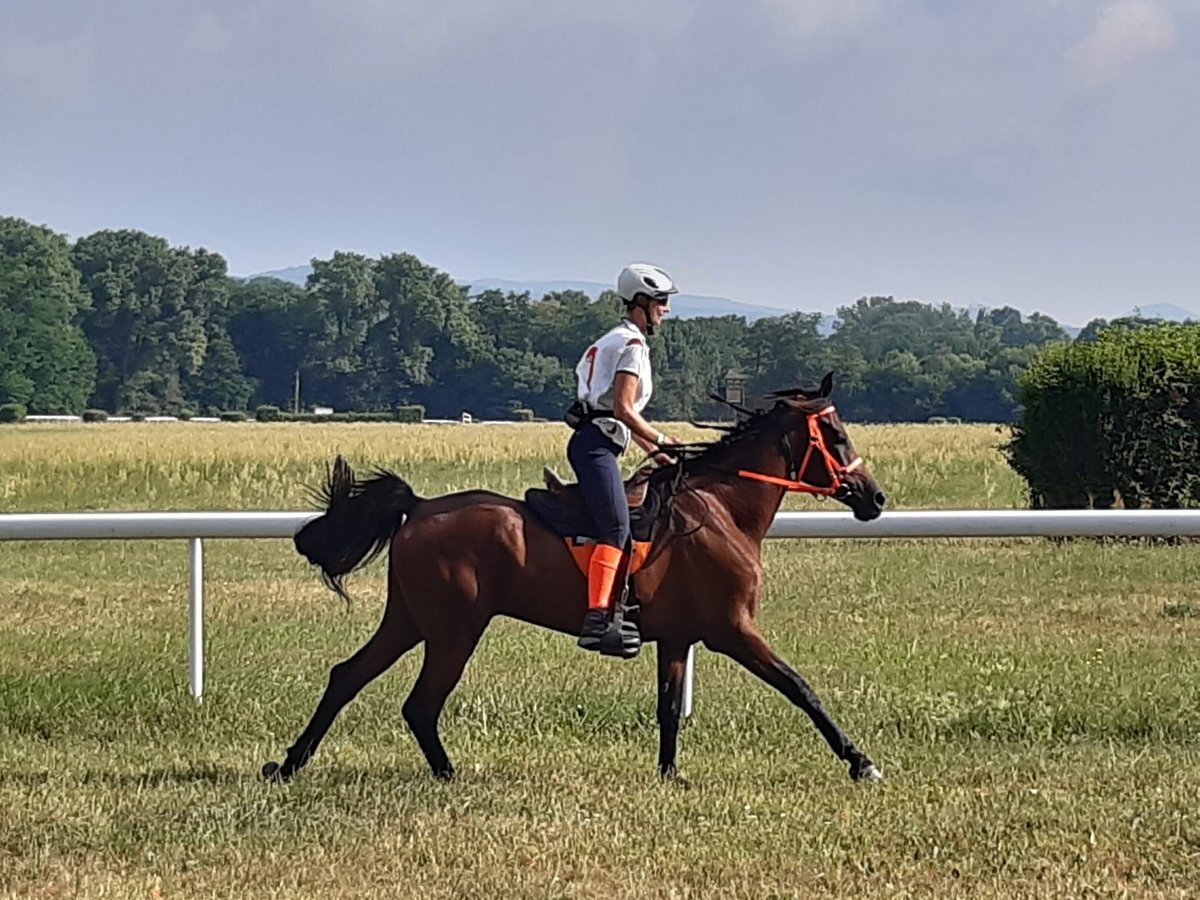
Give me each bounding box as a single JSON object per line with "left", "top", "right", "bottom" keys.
{"left": 584, "top": 346, "right": 598, "bottom": 389}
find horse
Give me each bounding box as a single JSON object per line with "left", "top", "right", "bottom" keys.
{"left": 262, "top": 373, "right": 888, "bottom": 784}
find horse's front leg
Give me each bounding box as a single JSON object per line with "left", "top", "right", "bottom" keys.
{"left": 655, "top": 641, "right": 692, "bottom": 777}
{"left": 705, "top": 618, "right": 883, "bottom": 782}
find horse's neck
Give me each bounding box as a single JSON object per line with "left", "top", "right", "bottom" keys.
{"left": 697, "top": 428, "right": 789, "bottom": 542}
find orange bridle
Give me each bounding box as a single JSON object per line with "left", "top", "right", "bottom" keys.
{"left": 736, "top": 405, "right": 863, "bottom": 497}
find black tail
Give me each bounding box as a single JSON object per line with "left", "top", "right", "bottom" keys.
{"left": 294, "top": 455, "right": 421, "bottom": 603}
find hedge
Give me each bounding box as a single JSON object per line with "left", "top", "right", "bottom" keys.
{"left": 1005, "top": 323, "right": 1200, "bottom": 509}
{"left": 0, "top": 403, "right": 26, "bottom": 424}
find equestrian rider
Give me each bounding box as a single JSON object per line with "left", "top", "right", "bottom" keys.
{"left": 569, "top": 263, "right": 679, "bottom": 655}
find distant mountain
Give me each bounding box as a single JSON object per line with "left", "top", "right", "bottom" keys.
{"left": 1122, "top": 303, "right": 1198, "bottom": 322}
{"left": 464, "top": 277, "right": 801, "bottom": 324}
{"left": 245, "top": 265, "right": 312, "bottom": 285}
{"left": 242, "top": 267, "right": 808, "bottom": 325}
{"left": 239, "top": 266, "right": 1198, "bottom": 334}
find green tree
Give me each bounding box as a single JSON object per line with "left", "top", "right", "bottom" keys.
{"left": 652, "top": 316, "right": 749, "bottom": 419}
{"left": 743, "top": 312, "right": 825, "bottom": 399}
{"left": 73, "top": 230, "right": 231, "bottom": 412}
{"left": 0, "top": 217, "right": 96, "bottom": 412}
{"left": 469, "top": 289, "right": 535, "bottom": 352}
{"left": 227, "top": 277, "right": 327, "bottom": 408}
{"left": 302, "top": 252, "right": 380, "bottom": 408}
{"left": 830, "top": 296, "right": 977, "bottom": 362}
{"left": 193, "top": 328, "right": 254, "bottom": 412}
{"left": 974, "top": 306, "right": 1068, "bottom": 350}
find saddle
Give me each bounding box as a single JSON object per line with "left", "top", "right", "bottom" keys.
{"left": 523, "top": 467, "right": 660, "bottom": 576}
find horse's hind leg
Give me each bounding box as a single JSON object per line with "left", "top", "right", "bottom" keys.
{"left": 706, "top": 619, "right": 883, "bottom": 782}
{"left": 402, "top": 630, "right": 484, "bottom": 781}
{"left": 262, "top": 603, "right": 421, "bottom": 781}
{"left": 656, "top": 641, "right": 692, "bottom": 778}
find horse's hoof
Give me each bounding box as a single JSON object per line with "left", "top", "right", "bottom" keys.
{"left": 261, "top": 761, "right": 288, "bottom": 782}
{"left": 852, "top": 762, "right": 884, "bottom": 783}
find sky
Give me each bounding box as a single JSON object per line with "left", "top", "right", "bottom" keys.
{"left": 2, "top": 0, "right": 1198, "bottom": 325}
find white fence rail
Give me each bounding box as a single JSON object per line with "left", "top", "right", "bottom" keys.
{"left": 3, "top": 510, "right": 1200, "bottom": 708}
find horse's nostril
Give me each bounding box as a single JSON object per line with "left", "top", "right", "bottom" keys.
{"left": 875, "top": 491, "right": 887, "bottom": 508}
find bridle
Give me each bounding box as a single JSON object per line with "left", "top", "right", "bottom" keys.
{"left": 645, "top": 400, "right": 865, "bottom": 545}
{"left": 736, "top": 404, "right": 863, "bottom": 497}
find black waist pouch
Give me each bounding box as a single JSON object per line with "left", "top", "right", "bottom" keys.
{"left": 564, "top": 401, "right": 614, "bottom": 430}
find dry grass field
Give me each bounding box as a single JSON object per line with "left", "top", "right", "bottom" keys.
{"left": 1, "top": 422, "right": 1198, "bottom": 898}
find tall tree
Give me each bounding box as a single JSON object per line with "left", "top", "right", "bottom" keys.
{"left": 73, "top": 230, "right": 232, "bottom": 412}
{"left": 0, "top": 217, "right": 96, "bottom": 412}
{"left": 370, "top": 253, "right": 488, "bottom": 414}
{"left": 227, "top": 277, "right": 328, "bottom": 408}
{"left": 304, "top": 252, "right": 381, "bottom": 409}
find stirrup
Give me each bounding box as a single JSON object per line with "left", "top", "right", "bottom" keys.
{"left": 578, "top": 608, "right": 641, "bottom": 659}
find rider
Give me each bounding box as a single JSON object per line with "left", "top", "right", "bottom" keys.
{"left": 569, "top": 263, "right": 679, "bottom": 655}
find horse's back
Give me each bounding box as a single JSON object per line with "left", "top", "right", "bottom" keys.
{"left": 389, "top": 489, "right": 587, "bottom": 634}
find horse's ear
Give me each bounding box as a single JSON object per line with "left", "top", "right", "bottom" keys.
{"left": 819, "top": 371, "right": 834, "bottom": 398}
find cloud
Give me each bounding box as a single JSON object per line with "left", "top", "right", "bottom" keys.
{"left": 305, "top": 0, "right": 692, "bottom": 64}
{"left": 760, "top": 0, "right": 891, "bottom": 39}
{"left": 186, "top": 14, "right": 232, "bottom": 55}
{"left": 1064, "top": 0, "right": 1177, "bottom": 87}
{"left": 0, "top": 33, "right": 94, "bottom": 104}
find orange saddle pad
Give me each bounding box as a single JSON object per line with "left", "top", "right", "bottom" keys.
{"left": 565, "top": 540, "right": 654, "bottom": 577}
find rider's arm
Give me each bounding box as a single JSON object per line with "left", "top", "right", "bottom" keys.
{"left": 613, "top": 372, "right": 673, "bottom": 449}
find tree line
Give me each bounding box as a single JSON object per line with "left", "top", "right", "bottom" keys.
{"left": 0, "top": 215, "right": 1167, "bottom": 423}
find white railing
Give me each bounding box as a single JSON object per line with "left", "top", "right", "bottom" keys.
{"left": 4, "top": 509, "right": 1200, "bottom": 709}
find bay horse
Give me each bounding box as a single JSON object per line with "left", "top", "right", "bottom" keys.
{"left": 262, "top": 373, "right": 888, "bottom": 783}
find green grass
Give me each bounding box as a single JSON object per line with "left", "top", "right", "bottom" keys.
{"left": 1, "top": 423, "right": 1198, "bottom": 898}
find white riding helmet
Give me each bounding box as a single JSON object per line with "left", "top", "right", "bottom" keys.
{"left": 617, "top": 263, "right": 678, "bottom": 304}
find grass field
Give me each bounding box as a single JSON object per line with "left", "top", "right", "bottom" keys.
{"left": 1, "top": 422, "right": 1198, "bottom": 898}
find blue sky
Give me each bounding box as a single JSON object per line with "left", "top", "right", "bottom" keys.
{"left": 2, "top": 0, "right": 1197, "bottom": 323}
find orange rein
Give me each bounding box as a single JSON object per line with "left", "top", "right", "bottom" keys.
{"left": 736, "top": 405, "right": 863, "bottom": 496}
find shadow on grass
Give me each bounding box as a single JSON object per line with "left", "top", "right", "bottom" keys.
{"left": 0, "top": 763, "right": 252, "bottom": 788}
{"left": 0, "top": 761, "right": 447, "bottom": 790}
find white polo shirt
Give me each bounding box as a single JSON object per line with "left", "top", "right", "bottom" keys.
{"left": 574, "top": 319, "right": 653, "bottom": 451}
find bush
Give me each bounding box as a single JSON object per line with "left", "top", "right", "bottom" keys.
{"left": 129, "top": 413, "right": 146, "bottom": 422}
{"left": 219, "top": 410, "right": 247, "bottom": 422}
{"left": 82, "top": 409, "right": 109, "bottom": 423}
{"left": 0, "top": 403, "right": 26, "bottom": 424}
{"left": 1006, "top": 323, "right": 1200, "bottom": 509}
{"left": 395, "top": 405, "right": 425, "bottom": 424}
{"left": 255, "top": 404, "right": 282, "bottom": 423}
{"left": 176, "top": 409, "right": 194, "bottom": 421}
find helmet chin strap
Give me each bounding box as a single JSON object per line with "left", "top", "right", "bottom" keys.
{"left": 631, "top": 296, "right": 656, "bottom": 335}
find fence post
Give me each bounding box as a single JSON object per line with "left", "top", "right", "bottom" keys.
{"left": 188, "top": 537, "right": 204, "bottom": 702}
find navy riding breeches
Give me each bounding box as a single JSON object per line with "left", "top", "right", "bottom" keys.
{"left": 566, "top": 423, "right": 630, "bottom": 549}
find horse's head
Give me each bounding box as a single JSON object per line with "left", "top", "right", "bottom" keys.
{"left": 769, "top": 372, "right": 886, "bottom": 522}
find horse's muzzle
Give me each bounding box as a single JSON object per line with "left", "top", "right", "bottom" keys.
{"left": 840, "top": 478, "right": 886, "bottom": 521}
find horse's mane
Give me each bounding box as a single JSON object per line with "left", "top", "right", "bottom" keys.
{"left": 636, "top": 387, "right": 829, "bottom": 538}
